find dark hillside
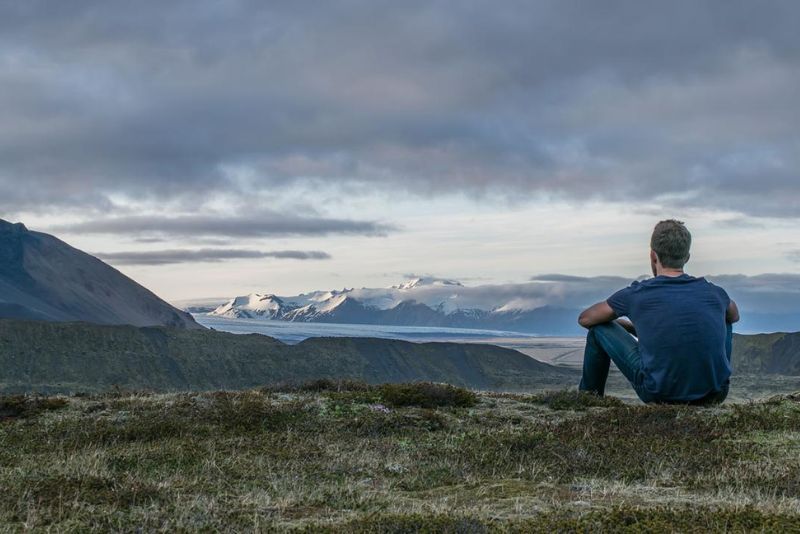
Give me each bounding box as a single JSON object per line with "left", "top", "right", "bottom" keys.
{"left": 732, "top": 332, "right": 800, "bottom": 375}
{"left": 0, "top": 219, "right": 199, "bottom": 329}
{"left": 0, "top": 319, "right": 575, "bottom": 394}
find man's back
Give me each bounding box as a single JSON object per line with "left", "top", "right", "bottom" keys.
{"left": 607, "top": 274, "right": 731, "bottom": 401}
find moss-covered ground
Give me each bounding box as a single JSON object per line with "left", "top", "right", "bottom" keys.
{"left": 1, "top": 383, "right": 799, "bottom": 532}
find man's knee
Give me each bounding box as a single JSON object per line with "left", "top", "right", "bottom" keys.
{"left": 586, "top": 322, "right": 609, "bottom": 342}
{"left": 588, "top": 321, "right": 619, "bottom": 330}
{"left": 586, "top": 321, "right": 621, "bottom": 341}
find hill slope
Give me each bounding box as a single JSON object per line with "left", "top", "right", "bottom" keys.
{"left": 0, "top": 319, "right": 575, "bottom": 394}
{"left": 0, "top": 219, "right": 199, "bottom": 329}
{"left": 732, "top": 331, "right": 800, "bottom": 375}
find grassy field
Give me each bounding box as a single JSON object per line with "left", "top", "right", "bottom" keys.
{"left": 2, "top": 382, "right": 799, "bottom": 532}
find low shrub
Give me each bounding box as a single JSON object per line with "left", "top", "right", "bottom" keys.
{"left": 537, "top": 505, "right": 800, "bottom": 532}
{"left": 309, "top": 506, "right": 800, "bottom": 533}
{"left": 378, "top": 382, "right": 477, "bottom": 409}
{"left": 262, "top": 378, "right": 373, "bottom": 393}
{"left": 526, "top": 389, "right": 624, "bottom": 411}
{"left": 24, "top": 475, "right": 162, "bottom": 507}
{"left": 343, "top": 408, "right": 449, "bottom": 437}
{"left": 464, "top": 404, "right": 734, "bottom": 485}
{"left": 0, "top": 395, "right": 68, "bottom": 421}
{"left": 307, "top": 514, "right": 489, "bottom": 533}
{"left": 720, "top": 400, "right": 800, "bottom": 432}
{"left": 99, "top": 385, "right": 154, "bottom": 399}
{"left": 210, "top": 392, "right": 313, "bottom": 432}
{"left": 263, "top": 380, "right": 478, "bottom": 409}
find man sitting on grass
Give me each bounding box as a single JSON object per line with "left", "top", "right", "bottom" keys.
{"left": 577, "top": 219, "right": 739, "bottom": 405}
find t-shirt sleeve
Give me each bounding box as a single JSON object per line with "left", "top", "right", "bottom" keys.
{"left": 715, "top": 284, "right": 731, "bottom": 308}
{"left": 606, "top": 285, "right": 634, "bottom": 317}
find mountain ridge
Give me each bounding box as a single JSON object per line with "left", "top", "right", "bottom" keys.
{"left": 189, "top": 274, "right": 800, "bottom": 336}
{"left": 208, "top": 284, "right": 584, "bottom": 335}
{"left": 0, "top": 219, "right": 201, "bottom": 329}
{"left": 0, "top": 318, "right": 576, "bottom": 394}
{"left": 732, "top": 332, "right": 800, "bottom": 375}
{"left": 1, "top": 317, "right": 797, "bottom": 396}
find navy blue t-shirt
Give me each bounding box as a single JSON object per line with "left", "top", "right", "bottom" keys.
{"left": 607, "top": 274, "right": 731, "bottom": 401}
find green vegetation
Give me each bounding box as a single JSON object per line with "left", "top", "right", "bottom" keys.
{"left": 732, "top": 331, "right": 800, "bottom": 375}
{"left": 521, "top": 389, "right": 625, "bottom": 410}
{"left": 314, "top": 507, "right": 800, "bottom": 533}
{"left": 0, "top": 395, "right": 68, "bottom": 421}
{"left": 377, "top": 382, "right": 478, "bottom": 408}
{"left": 2, "top": 382, "right": 799, "bottom": 531}
{"left": 0, "top": 319, "right": 574, "bottom": 394}
{"left": 264, "top": 380, "right": 477, "bottom": 409}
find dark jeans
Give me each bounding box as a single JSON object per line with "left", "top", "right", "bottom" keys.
{"left": 578, "top": 321, "right": 732, "bottom": 405}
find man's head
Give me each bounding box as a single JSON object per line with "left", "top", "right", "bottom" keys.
{"left": 650, "top": 219, "right": 691, "bottom": 274}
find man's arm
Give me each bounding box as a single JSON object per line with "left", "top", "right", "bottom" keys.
{"left": 726, "top": 299, "right": 740, "bottom": 324}
{"left": 578, "top": 301, "right": 617, "bottom": 329}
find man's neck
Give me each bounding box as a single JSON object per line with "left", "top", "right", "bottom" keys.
{"left": 656, "top": 268, "right": 685, "bottom": 277}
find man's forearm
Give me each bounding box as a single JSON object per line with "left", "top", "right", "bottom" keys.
{"left": 578, "top": 301, "right": 618, "bottom": 328}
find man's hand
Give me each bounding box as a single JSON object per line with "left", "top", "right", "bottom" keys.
{"left": 578, "top": 301, "right": 617, "bottom": 329}
{"left": 616, "top": 317, "right": 637, "bottom": 336}
{"left": 726, "top": 300, "right": 740, "bottom": 324}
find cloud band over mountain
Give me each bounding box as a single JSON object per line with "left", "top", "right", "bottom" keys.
{"left": 95, "top": 248, "right": 331, "bottom": 265}
{"left": 58, "top": 213, "right": 393, "bottom": 239}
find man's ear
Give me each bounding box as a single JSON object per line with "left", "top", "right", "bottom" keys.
{"left": 650, "top": 250, "right": 659, "bottom": 265}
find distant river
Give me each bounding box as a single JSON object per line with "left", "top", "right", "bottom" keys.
{"left": 194, "top": 315, "right": 586, "bottom": 368}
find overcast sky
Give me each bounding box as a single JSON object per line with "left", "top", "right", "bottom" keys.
{"left": 1, "top": 0, "right": 799, "bottom": 305}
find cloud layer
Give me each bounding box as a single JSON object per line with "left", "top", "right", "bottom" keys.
{"left": 95, "top": 248, "right": 330, "bottom": 265}
{"left": 1, "top": 1, "right": 798, "bottom": 217}
{"left": 524, "top": 273, "right": 800, "bottom": 319}
{"left": 57, "top": 213, "right": 393, "bottom": 239}
{"left": 455, "top": 272, "right": 800, "bottom": 332}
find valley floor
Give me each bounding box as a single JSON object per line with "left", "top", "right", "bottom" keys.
{"left": 1, "top": 383, "right": 799, "bottom": 532}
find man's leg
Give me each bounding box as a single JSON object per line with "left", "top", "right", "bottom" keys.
{"left": 579, "top": 321, "right": 642, "bottom": 397}
{"left": 579, "top": 327, "right": 612, "bottom": 396}
{"left": 725, "top": 322, "right": 733, "bottom": 365}
{"left": 702, "top": 323, "right": 734, "bottom": 405}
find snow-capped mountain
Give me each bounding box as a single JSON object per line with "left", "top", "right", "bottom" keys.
{"left": 393, "top": 277, "right": 463, "bottom": 290}
{"left": 208, "top": 276, "right": 586, "bottom": 335}
{"left": 212, "top": 294, "right": 286, "bottom": 319}
{"left": 189, "top": 273, "right": 800, "bottom": 336}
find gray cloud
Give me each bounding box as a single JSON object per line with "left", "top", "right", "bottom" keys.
{"left": 1, "top": 1, "right": 799, "bottom": 216}
{"left": 95, "top": 248, "right": 331, "bottom": 265}
{"left": 527, "top": 272, "right": 800, "bottom": 315}
{"left": 786, "top": 250, "right": 800, "bottom": 263}
{"left": 527, "top": 272, "right": 800, "bottom": 330}
{"left": 55, "top": 213, "right": 393, "bottom": 239}
{"left": 401, "top": 273, "right": 463, "bottom": 284}
{"left": 706, "top": 273, "right": 800, "bottom": 314}
{"left": 530, "top": 274, "right": 635, "bottom": 284}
